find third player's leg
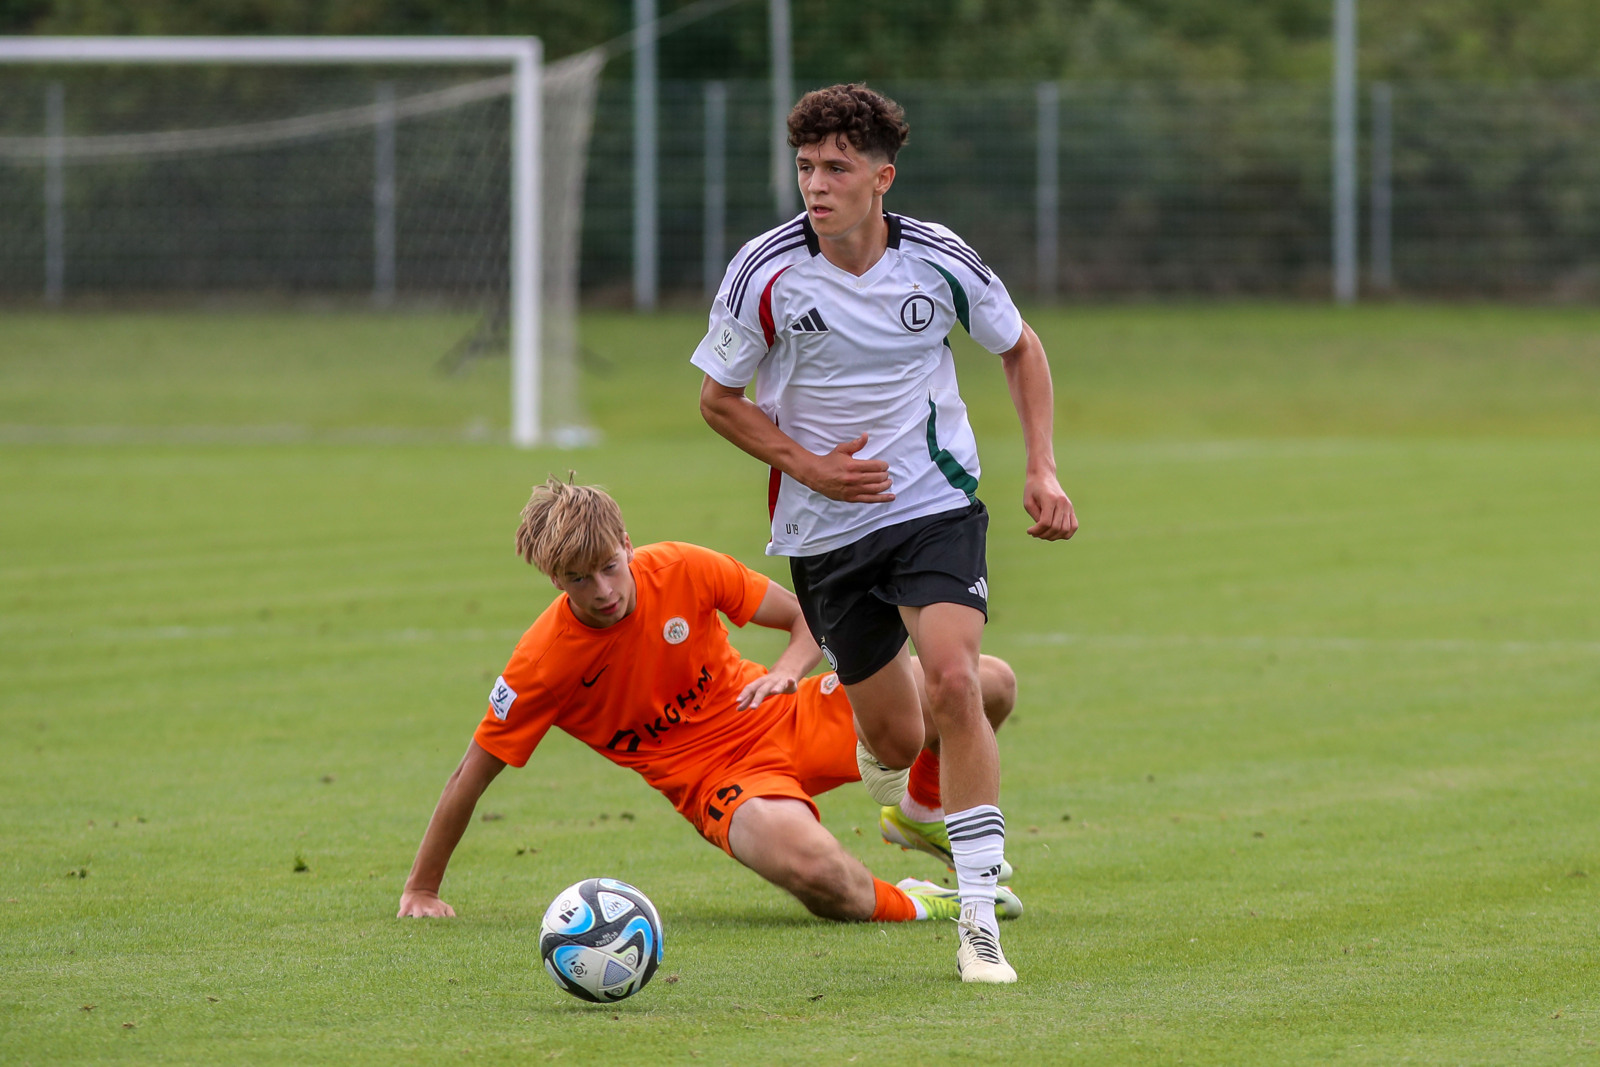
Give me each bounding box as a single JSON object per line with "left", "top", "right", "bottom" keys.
{"left": 910, "top": 653, "right": 1017, "bottom": 753}
{"left": 898, "top": 601, "right": 996, "bottom": 812}
{"left": 841, "top": 644, "right": 927, "bottom": 770}
{"left": 726, "top": 796, "right": 877, "bottom": 921}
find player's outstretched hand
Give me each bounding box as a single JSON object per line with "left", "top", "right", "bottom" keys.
{"left": 736, "top": 670, "right": 799, "bottom": 711}
{"left": 397, "top": 890, "right": 457, "bottom": 918}
{"left": 1024, "top": 472, "right": 1078, "bottom": 541}
{"left": 803, "top": 434, "right": 895, "bottom": 503}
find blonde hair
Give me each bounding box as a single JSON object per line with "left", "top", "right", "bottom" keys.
{"left": 515, "top": 474, "right": 628, "bottom": 576}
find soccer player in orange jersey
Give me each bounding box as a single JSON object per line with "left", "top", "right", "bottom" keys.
{"left": 397, "top": 478, "right": 1020, "bottom": 926}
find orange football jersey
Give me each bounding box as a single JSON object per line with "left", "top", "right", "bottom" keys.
{"left": 474, "top": 542, "right": 791, "bottom": 815}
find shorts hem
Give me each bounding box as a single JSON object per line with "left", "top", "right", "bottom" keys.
{"left": 699, "top": 786, "right": 819, "bottom": 857}
{"left": 833, "top": 638, "right": 908, "bottom": 686}
{"left": 874, "top": 589, "right": 989, "bottom": 620}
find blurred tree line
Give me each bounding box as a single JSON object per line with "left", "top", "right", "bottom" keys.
{"left": 4, "top": 0, "right": 1600, "bottom": 83}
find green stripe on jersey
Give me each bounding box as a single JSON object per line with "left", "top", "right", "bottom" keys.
{"left": 922, "top": 260, "right": 970, "bottom": 334}
{"left": 926, "top": 398, "right": 978, "bottom": 499}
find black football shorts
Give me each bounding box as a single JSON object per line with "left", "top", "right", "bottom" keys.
{"left": 789, "top": 501, "right": 989, "bottom": 686}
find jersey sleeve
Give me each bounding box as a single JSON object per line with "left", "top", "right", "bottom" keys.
{"left": 918, "top": 220, "right": 1024, "bottom": 355}
{"left": 472, "top": 644, "right": 564, "bottom": 768}
{"left": 967, "top": 270, "right": 1024, "bottom": 354}
{"left": 690, "top": 248, "right": 772, "bottom": 389}
{"left": 672, "top": 542, "right": 771, "bottom": 627}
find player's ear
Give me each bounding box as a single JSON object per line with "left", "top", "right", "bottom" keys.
{"left": 622, "top": 534, "right": 634, "bottom": 561}
{"left": 874, "top": 160, "right": 895, "bottom": 198}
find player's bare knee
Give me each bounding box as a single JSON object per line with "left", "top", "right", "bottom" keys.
{"left": 979, "top": 654, "right": 1017, "bottom": 727}
{"left": 920, "top": 660, "right": 982, "bottom": 721}
{"left": 861, "top": 720, "right": 922, "bottom": 769}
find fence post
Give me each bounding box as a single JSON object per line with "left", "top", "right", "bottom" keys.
{"left": 1369, "top": 81, "right": 1393, "bottom": 292}
{"left": 1035, "top": 81, "right": 1059, "bottom": 299}
{"left": 1331, "top": 0, "right": 1358, "bottom": 303}
{"left": 373, "top": 81, "right": 397, "bottom": 306}
{"left": 769, "top": 0, "right": 795, "bottom": 221}
{"left": 44, "top": 81, "right": 64, "bottom": 304}
{"left": 703, "top": 81, "right": 727, "bottom": 296}
{"left": 633, "top": 0, "right": 658, "bottom": 311}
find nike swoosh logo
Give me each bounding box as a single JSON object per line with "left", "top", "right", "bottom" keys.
{"left": 581, "top": 666, "right": 608, "bottom": 687}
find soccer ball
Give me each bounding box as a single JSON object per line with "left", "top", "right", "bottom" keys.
{"left": 538, "top": 877, "right": 663, "bottom": 1002}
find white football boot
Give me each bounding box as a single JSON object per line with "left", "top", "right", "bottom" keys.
{"left": 955, "top": 904, "right": 1017, "bottom": 984}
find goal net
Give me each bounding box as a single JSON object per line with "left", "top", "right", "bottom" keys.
{"left": 0, "top": 39, "right": 602, "bottom": 447}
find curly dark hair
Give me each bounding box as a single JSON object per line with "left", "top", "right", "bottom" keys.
{"left": 786, "top": 83, "right": 910, "bottom": 163}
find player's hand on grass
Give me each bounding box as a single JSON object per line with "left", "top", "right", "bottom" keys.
{"left": 801, "top": 434, "right": 895, "bottom": 503}
{"left": 397, "top": 889, "right": 456, "bottom": 918}
{"left": 1024, "top": 472, "right": 1078, "bottom": 541}
{"left": 736, "top": 671, "right": 799, "bottom": 710}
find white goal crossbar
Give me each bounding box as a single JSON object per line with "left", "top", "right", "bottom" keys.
{"left": 0, "top": 36, "right": 547, "bottom": 448}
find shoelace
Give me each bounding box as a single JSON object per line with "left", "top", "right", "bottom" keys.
{"left": 956, "top": 919, "right": 1004, "bottom": 964}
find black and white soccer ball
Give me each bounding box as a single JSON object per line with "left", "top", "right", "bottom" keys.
{"left": 538, "top": 877, "right": 663, "bottom": 1003}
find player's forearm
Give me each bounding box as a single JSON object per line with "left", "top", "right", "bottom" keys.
{"left": 699, "top": 389, "right": 821, "bottom": 485}
{"left": 1001, "top": 325, "right": 1059, "bottom": 476}
{"left": 403, "top": 777, "right": 478, "bottom": 894}
{"left": 770, "top": 622, "right": 824, "bottom": 682}
{"left": 404, "top": 748, "right": 502, "bottom": 894}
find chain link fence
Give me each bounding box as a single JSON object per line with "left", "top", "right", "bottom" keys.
{"left": 583, "top": 79, "right": 1600, "bottom": 301}
{"left": 3, "top": 74, "right": 1597, "bottom": 304}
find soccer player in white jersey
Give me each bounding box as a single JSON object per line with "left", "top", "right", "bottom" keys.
{"left": 691, "top": 84, "right": 1077, "bottom": 983}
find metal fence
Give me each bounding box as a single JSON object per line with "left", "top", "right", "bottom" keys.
{"left": 585, "top": 79, "right": 1600, "bottom": 301}
{"left": 3, "top": 73, "right": 1598, "bottom": 304}
{"left": 0, "top": 68, "right": 512, "bottom": 302}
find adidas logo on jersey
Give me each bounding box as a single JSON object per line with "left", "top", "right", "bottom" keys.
{"left": 789, "top": 308, "right": 829, "bottom": 333}
{"left": 968, "top": 577, "right": 989, "bottom": 602}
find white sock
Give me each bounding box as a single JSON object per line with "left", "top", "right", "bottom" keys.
{"left": 945, "top": 804, "right": 1005, "bottom": 937}
{"left": 898, "top": 791, "right": 943, "bottom": 824}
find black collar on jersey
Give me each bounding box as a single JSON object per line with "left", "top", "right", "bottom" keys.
{"left": 801, "top": 214, "right": 820, "bottom": 256}
{"left": 798, "top": 211, "right": 902, "bottom": 256}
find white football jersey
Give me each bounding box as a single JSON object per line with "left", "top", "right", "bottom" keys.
{"left": 691, "top": 212, "right": 1024, "bottom": 557}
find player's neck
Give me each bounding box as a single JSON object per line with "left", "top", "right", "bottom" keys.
{"left": 816, "top": 206, "right": 889, "bottom": 277}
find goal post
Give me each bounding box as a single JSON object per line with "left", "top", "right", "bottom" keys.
{"left": 0, "top": 36, "right": 567, "bottom": 448}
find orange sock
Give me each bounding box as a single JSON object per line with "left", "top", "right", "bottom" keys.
{"left": 870, "top": 878, "right": 919, "bottom": 922}
{"left": 908, "top": 749, "right": 942, "bottom": 809}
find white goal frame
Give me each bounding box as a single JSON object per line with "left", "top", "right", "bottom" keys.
{"left": 0, "top": 36, "right": 547, "bottom": 448}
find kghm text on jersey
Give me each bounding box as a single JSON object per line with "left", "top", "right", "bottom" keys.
{"left": 605, "top": 665, "right": 713, "bottom": 753}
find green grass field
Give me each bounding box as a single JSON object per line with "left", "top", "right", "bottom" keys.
{"left": 3, "top": 304, "right": 1599, "bottom": 1064}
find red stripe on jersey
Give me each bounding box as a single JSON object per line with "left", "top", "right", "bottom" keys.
{"left": 757, "top": 265, "right": 791, "bottom": 348}
{"left": 757, "top": 269, "right": 790, "bottom": 520}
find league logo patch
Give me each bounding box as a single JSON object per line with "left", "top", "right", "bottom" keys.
{"left": 662, "top": 617, "right": 690, "bottom": 644}
{"left": 489, "top": 675, "right": 518, "bottom": 721}
{"left": 712, "top": 324, "right": 737, "bottom": 362}
{"left": 820, "top": 673, "right": 840, "bottom": 695}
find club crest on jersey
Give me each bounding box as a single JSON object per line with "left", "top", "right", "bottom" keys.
{"left": 900, "top": 293, "right": 935, "bottom": 332}
{"left": 820, "top": 673, "right": 840, "bottom": 695}
{"left": 489, "top": 675, "right": 517, "bottom": 721}
{"left": 662, "top": 617, "right": 690, "bottom": 644}
{"left": 789, "top": 307, "right": 829, "bottom": 333}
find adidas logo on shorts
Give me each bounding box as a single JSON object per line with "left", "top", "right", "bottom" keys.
{"left": 968, "top": 577, "right": 988, "bottom": 602}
